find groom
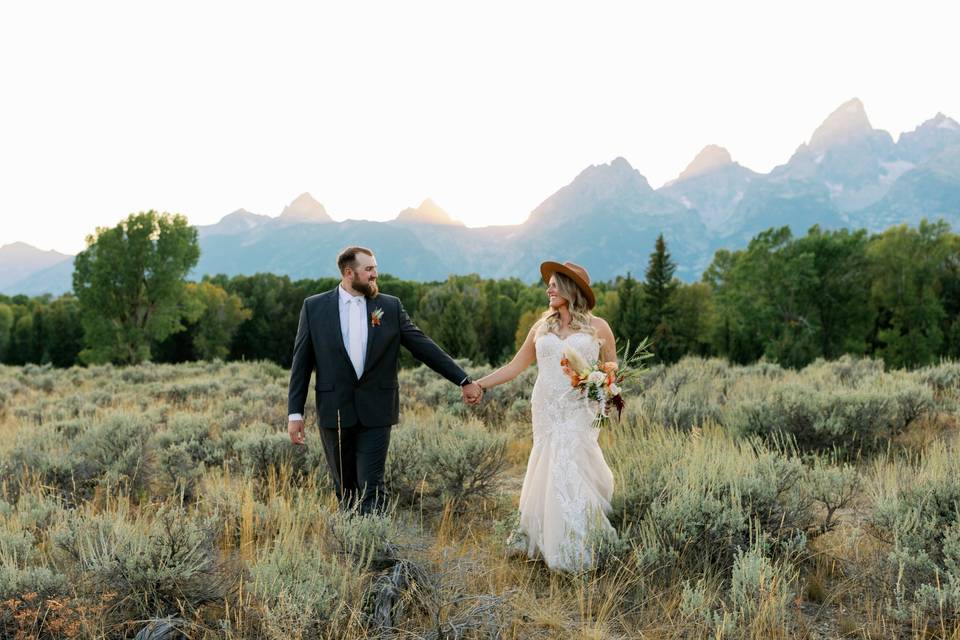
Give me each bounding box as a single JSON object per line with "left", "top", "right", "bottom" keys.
{"left": 287, "top": 246, "right": 483, "bottom": 514}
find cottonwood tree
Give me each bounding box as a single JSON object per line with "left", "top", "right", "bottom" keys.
{"left": 73, "top": 211, "right": 200, "bottom": 364}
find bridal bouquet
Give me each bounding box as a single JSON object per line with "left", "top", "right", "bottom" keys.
{"left": 560, "top": 337, "right": 653, "bottom": 428}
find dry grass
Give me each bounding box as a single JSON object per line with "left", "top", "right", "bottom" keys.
{"left": 1, "top": 358, "right": 960, "bottom": 638}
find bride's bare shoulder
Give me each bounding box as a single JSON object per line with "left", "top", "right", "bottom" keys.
{"left": 589, "top": 316, "right": 615, "bottom": 342}
{"left": 525, "top": 318, "right": 547, "bottom": 342}
{"left": 590, "top": 315, "right": 612, "bottom": 332}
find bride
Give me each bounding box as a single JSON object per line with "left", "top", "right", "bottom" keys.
{"left": 477, "top": 261, "right": 617, "bottom": 572}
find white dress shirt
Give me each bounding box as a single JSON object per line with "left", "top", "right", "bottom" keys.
{"left": 288, "top": 285, "right": 368, "bottom": 422}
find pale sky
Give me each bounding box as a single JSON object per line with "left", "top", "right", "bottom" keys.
{"left": 1, "top": 0, "right": 958, "bottom": 255}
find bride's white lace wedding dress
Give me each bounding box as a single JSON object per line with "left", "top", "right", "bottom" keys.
{"left": 515, "top": 331, "right": 616, "bottom": 572}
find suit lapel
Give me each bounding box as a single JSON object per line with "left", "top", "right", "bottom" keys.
{"left": 328, "top": 289, "right": 356, "bottom": 378}
{"left": 362, "top": 296, "right": 380, "bottom": 377}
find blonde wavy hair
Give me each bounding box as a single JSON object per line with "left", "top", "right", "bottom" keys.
{"left": 535, "top": 271, "right": 598, "bottom": 340}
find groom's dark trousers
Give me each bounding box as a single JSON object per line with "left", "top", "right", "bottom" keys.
{"left": 318, "top": 421, "right": 391, "bottom": 514}
{"left": 287, "top": 288, "right": 468, "bottom": 515}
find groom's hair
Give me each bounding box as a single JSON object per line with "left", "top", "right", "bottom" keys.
{"left": 337, "top": 246, "right": 374, "bottom": 274}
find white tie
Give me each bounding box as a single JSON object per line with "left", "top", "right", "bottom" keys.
{"left": 348, "top": 297, "right": 365, "bottom": 377}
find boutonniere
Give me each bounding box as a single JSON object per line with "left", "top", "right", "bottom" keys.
{"left": 371, "top": 308, "right": 384, "bottom": 327}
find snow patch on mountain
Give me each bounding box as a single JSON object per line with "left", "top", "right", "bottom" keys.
{"left": 880, "top": 160, "right": 916, "bottom": 184}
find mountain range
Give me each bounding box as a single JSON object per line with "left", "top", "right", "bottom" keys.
{"left": 3, "top": 98, "right": 959, "bottom": 296}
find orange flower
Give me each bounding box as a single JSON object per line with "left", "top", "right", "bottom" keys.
{"left": 602, "top": 362, "right": 618, "bottom": 373}
{"left": 560, "top": 357, "right": 583, "bottom": 387}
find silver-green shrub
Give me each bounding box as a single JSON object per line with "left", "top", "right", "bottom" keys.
{"left": 53, "top": 503, "right": 227, "bottom": 618}
{"left": 329, "top": 509, "right": 399, "bottom": 570}
{"left": 724, "top": 379, "right": 931, "bottom": 455}
{"left": 916, "top": 361, "right": 960, "bottom": 394}
{"left": 386, "top": 414, "right": 506, "bottom": 510}
{"left": 807, "top": 456, "right": 860, "bottom": 533}
{"left": 635, "top": 357, "right": 728, "bottom": 430}
{"left": 399, "top": 361, "right": 537, "bottom": 428}
{"left": 869, "top": 441, "right": 960, "bottom": 622}
{"left": 250, "top": 535, "right": 352, "bottom": 640}
{"left": 2, "top": 411, "right": 153, "bottom": 503}
{"left": 726, "top": 543, "right": 797, "bottom": 632}
{"left": 615, "top": 425, "right": 811, "bottom": 575}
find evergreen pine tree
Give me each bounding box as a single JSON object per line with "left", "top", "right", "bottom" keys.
{"left": 614, "top": 272, "right": 644, "bottom": 348}
{"left": 640, "top": 234, "right": 680, "bottom": 362}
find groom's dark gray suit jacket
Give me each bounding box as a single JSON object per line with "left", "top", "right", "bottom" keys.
{"left": 287, "top": 289, "right": 468, "bottom": 429}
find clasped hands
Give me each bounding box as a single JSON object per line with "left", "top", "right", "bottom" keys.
{"left": 461, "top": 381, "right": 484, "bottom": 406}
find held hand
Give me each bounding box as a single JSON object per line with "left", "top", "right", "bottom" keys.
{"left": 461, "top": 381, "right": 483, "bottom": 406}
{"left": 288, "top": 418, "right": 306, "bottom": 445}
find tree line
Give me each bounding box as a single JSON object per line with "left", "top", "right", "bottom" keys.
{"left": 1, "top": 211, "right": 958, "bottom": 370}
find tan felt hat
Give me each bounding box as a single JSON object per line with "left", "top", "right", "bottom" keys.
{"left": 540, "top": 261, "right": 596, "bottom": 309}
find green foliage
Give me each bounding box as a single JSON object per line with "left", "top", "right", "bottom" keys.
{"left": 6, "top": 218, "right": 957, "bottom": 372}
{"left": 40, "top": 295, "right": 85, "bottom": 367}
{"left": 208, "top": 272, "right": 325, "bottom": 367}
{"left": 794, "top": 226, "right": 873, "bottom": 359}
{"left": 613, "top": 272, "right": 644, "bottom": 351}
{"left": 514, "top": 308, "right": 540, "bottom": 351}
{"left": 670, "top": 282, "right": 715, "bottom": 357}
{"left": 416, "top": 276, "right": 485, "bottom": 362}
{"left": 189, "top": 281, "right": 252, "bottom": 360}
{"left": 155, "top": 280, "right": 252, "bottom": 362}
{"left": 480, "top": 281, "right": 522, "bottom": 364}
{"left": 640, "top": 234, "right": 682, "bottom": 363}
{"left": 0, "top": 303, "right": 12, "bottom": 361}
{"left": 706, "top": 225, "right": 876, "bottom": 368}
{"left": 868, "top": 219, "right": 956, "bottom": 368}
{"left": 72, "top": 211, "right": 200, "bottom": 365}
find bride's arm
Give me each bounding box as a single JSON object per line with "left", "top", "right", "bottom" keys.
{"left": 594, "top": 317, "right": 618, "bottom": 365}
{"left": 477, "top": 323, "right": 538, "bottom": 390}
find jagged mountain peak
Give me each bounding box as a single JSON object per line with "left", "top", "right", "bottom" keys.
{"left": 924, "top": 112, "right": 960, "bottom": 132}
{"left": 197, "top": 207, "right": 273, "bottom": 238}
{"left": 0, "top": 241, "right": 70, "bottom": 258}
{"left": 7, "top": 100, "right": 960, "bottom": 297}
{"left": 894, "top": 112, "right": 960, "bottom": 165}
{"left": 676, "top": 145, "right": 734, "bottom": 182}
{"left": 221, "top": 208, "right": 260, "bottom": 220}
{"left": 2, "top": 241, "right": 37, "bottom": 252}
{"left": 278, "top": 192, "right": 332, "bottom": 222}
{"left": 809, "top": 98, "right": 874, "bottom": 151}
{"left": 395, "top": 198, "right": 464, "bottom": 225}
{"left": 572, "top": 156, "right": 653, "bottom": 193}
{"left": 0, "top": 242, "right": 73, "bottom": 292}
{"left": 899, "top": 112, "right": 960, "bottom": 138}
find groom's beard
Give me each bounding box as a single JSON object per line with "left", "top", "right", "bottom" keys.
{"left": 354, "top": 279, "right": 379, "bottom": 298}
